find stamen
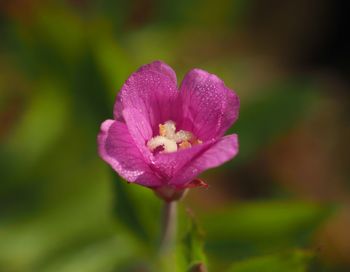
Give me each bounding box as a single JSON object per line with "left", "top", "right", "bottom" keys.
{"left": 147, "top": 120, "right": 202, "bottom": 153}
{"left": 159, "top": 121, "right": 176, "bottom": 138}
{"left": 147, "top": 136, "right": 177, "bottom": 153}
{"left": 174, "top": 130, "right": 193, "bottom": 143}
{"left": 179, "top": 140, "right": 192, "bottom": 149}
{"left": 193, "top": 139, "right": 203, "bottom": 145}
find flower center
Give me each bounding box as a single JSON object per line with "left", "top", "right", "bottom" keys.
{"left": 147, "top": 120, "right": 202, "bottom": 153}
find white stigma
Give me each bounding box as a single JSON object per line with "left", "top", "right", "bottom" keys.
{"left": 146, "top": 120, "right": 202, "bottom": 153}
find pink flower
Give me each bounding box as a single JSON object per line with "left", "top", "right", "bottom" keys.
{"left": 98, "top": 61, "right": 239, "bottom": 200}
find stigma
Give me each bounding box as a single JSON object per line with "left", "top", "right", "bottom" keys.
{"left": 147, "top": 120, "right": 202, "bottom": 153}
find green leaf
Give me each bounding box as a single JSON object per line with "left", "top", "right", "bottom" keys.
{"left": 181, "top": 211, "right": 208, "bottom": 272}
{"left": 202, "top": 201, "right": 334, "bottom": 261}
{"left": 227, "top": 250, "right": 313, "bottom": 272}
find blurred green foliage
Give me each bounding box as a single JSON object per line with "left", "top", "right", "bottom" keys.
{"left": 228, "top": 250, "right": 313, "bottom": 272}
{"left": 232, "top": 79, "right": 317, "bottom": 164}
{"left": 182, "top": 212, "right": 207, "bottom": 271}
{"left": 0, "top": 0, "right": 345, "bottom": 271}
{"left": 202, "top": 201, "right": 333, "bottom": 269}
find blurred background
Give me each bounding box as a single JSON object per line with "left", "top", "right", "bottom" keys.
{"left": 0, "top": 0, "right": 349, "bottom": 271}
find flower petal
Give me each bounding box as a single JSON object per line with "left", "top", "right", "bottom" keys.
{"left": 114, "top": 61, "right": 178, "bottom": 133}
{"left": 98, "top": 119, "right": 162, "bottom": 187}
{"left": 122, "top": 108, "right": 153, "bottom": 162}
{"left": 169, "top": 134, "right": 238, "bottom": 187}
{"left": 151, "top": 139, "right": 217, "bottom": 183}
{"left": 178, "top": 69, "right": 239, "bottom": 140}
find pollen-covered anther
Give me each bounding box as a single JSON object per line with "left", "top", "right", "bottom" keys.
{"left": 193, "top": 139, "right": 203, "bottom": 145}
{"left": 159, "top": 120, "right": 176, "bottom": 138}
{"left": 147, "top": 136, "right": 177, "bottom": 153}
{"left": 179, "top": 140, "right": 192, "bottom": 149}
{"left": 174, "top": 130, "right": 193, "bottom": 143}
{"left": 147, "top": 120, "right": 202, "bottom": 153}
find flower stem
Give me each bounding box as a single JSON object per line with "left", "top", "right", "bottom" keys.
{"left": 160, "top": 200, "right": 177, "bottom": 255}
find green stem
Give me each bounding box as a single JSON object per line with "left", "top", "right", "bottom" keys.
{"left": 160, "top": 200, "right": 177, "bottom": 255}
{"left": 159, "top": 201, "right": 177, "bottom": 271}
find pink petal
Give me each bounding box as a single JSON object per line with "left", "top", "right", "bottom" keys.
{"left": 98, "top": 119, "right": 162, "bottom": 187}
{"left": 122, "top": 108, "right": 153, "bottom": 162}
{"left": 114, "top": 61, "right": 178, "bottom": 133}
{"left": 151, "top": 140, "right": 216, "bottom": 182}
{"left": 169, "top": 134, "right": 238, "bottom": 187}
{"left": 178, "top": 69, "right": 239, "bottom": 141}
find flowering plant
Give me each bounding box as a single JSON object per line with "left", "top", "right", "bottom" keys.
{"left": 98, "top": 61, "right": 239, "bottom": 201}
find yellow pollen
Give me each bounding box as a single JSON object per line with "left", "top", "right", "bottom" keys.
{"left": 174, "top": 130, "right": 193, "bottom": 143}
{"left": 159, "top": 121, "right": 176, "bottom": 138}
{"left": 159, "top": 124, "right": 166, "bottom": 136}
{"left": 147, "top": 120, "right": 202, "bottom": 153}
{"left": 179, "top": 140, "right": 192, "bottom": 150}
{"left": 193, "top": 139, "right": 203, "bottom": 145}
